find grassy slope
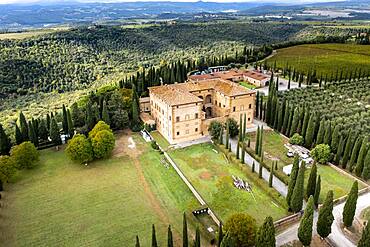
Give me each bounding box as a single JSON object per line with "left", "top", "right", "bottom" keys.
{"left": 0, "top": 134, "right": 198, "bottom": 246}
{"left": 169, "top": 143, "right": 287, "bottom": 224}
{"left": 267, "top": 44, "right": 370, "bottom": 76}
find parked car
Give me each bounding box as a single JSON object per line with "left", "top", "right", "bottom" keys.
{"left": 287, "top": 151, "right": 295, "bottom": 157}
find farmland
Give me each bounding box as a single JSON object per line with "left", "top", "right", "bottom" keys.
{"left": 266, "top": 44, "right": 370, "bottom": 77}
{"left": 0, "top": 132, "right": 199, "bottom": 246}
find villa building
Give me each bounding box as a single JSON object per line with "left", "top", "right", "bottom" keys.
{"left": 146, "top": 78, "right": 256, "bottom": 144}
{"left": 189, "top": 69, "right": 270, "bottom": 87}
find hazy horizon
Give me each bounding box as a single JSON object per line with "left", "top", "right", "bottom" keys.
{"left": 0, "top": 0, "right": 346, "bottom": 5}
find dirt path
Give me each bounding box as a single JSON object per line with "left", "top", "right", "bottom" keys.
{"left": 114, "top": 130, "right": 181, "bottom": 242}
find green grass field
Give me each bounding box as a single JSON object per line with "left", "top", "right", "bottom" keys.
{"left": 151, "top": 131, "right": 171, "bottom": 150}
{"left": 0, "top": 133, "right": 198, "bottom": 246}
{"left": 240, "top": 81, "right": 257, "bottom": 89}
{"left": 0, "top": 28, "right": 69, "bottom": 40}
{"left": 169, "top": 143, "right": 288, "bottom": 224}
{"left": 249, "top": 130, "right": 364, "bottom": 202}
{"left": 267, "top": 44, "right": 370, "bottom": 77}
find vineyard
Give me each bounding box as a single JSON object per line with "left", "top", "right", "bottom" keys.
{"left": 266, "top": 44, "right": 370, "bottom": 79}
{"left": 264, "top": 78, "right": 370, "bottom": 179}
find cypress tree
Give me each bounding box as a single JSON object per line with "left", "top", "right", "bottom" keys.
{"left": 102, "top": 100, "right": 110, "bottom": 125}
{"left": 151, "top": 224, "right": 158, "bottom": 247}
{"left": 298, "top": 196, "right": 314, "bottom": 247}
{"left": 287, "top": 156, "right": 300, "bottom": 207}
{"left": 135, "top": 235, "right": 140, "bottom": 247}
{"left": 289, "top": 107, "right": 300, "bottom": 137}
{"left": 290, "top": 162, "right": 305, "bottom": 213}
{"left": 317, "top": 190, "right": 334, "bottom": 239}
{"left": 243, "top": 114, "right": 247, "bottom": 141}
{"left": 301, "top": 109, "right": 310, "bottom": 139}
{"left": 62, "top": 104, "right": 68, "bottom": 134}
{"left": 50, "top": 118, "right": 62, "bottom": 146}
{"left": 343, "top": 181, "right": 358, "bottom": 227}
{"left": 304, "top": 114, "right": 315, "bottom": 148}
{"left": 269, "top": 162, "right": 274, "bottom": 187}
{"left": 19, "top": 111, "right": 29, "bottom": 141}
{"left": 132, "top": 86, "right": 140, "bottom": 126}
{"left": 349, "top": 136, "right": 363, "bottom": 172}
{"left": 323, "top": 121, "right": 332, "bottom": 145}
{"left": 306, "top": 163, "right": 317, "bottom": 199}
{"left": 361, "top": 149, "right": 370, "bottom": 180}
{"left": 313, "top": 175, "right": 321, "bottom": 207}
{"left": 358, "top": 221, "right": 370, "bottom": 247}
{"left": 334, "top": 135, "right": 346, "bottom": 165}
{"left": 282, "top": 104, "right": 290, "bottom": 135}
{"left": 15, "top": 124, "right": 23, "bottom": 145}
{"left": 67, "top": 109, "right": 74, "bottom": 138}
{"left": 0, "top": 123, "right": 11, "bottom": 155}
{"left": 255, "top": 92, "right": 260, "bottom": 118}
{"left": 342, "top": 132, "right": 356, "bottom": 169}
{"left": 355, "top": 138, "right": 368, "bottom": 176}
{"left": 259, "top": 160, "right": 263, "bottom": 179}
{"left": 256, "top": 216, "right": 275, "bottom": 247}
{"left": 28, "top": 121, "right": 38, "bottom": 147}
{"left": 194, "top": 227, "right": 200, "bottom": 247}
{"left": 39, "top": 119, "right": 49, "bottom": 141}
{"left": 331, "top": 125, "right": 341, "bottom": 153}
{"left": 217, "top": 223, "right": 223, "bottom": 247}
{"left": 316, "top": 119, "right": 326, "bottom": 145}
{"left": 255, "top": 126, "right": 260, "bottom": 155}
{"left": 167, "top": 225, "right": 173, "bottom": 247}
{"left": 252, "top": 161, "right": 255, "bottom": 173}
{"left": 259, "top": 126, "right": 263, "bottom": 157}
{"left": 219, "top": 127, "right": 223, "bottom": 145}
{"left": 286, "top": 107, "right": 294, "bottom": 137}
{"left": 225, "top": 121, "right": 229, "bottom": 150}
{"left": 236, "top": 140, "right": 240, "bottom": 159}
{"left": 86, "top": 100, "right": 96, "bottom": 130}
{"left": 183, "top": 213, "right": 188, "bottom": 247}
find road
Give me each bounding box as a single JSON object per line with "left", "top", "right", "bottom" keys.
{"left": 276, "top": 190, "right": 370, "bottom": 247}
{"left": 256, "top": 77, "right": 305, "bottom": 96}
{"left": 227, "top": 135, "right": 288, "bottom": 197}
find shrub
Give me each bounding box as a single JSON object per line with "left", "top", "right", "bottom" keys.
{"left": 151, "top": 141, "right": 159, "bottom": 150}
{"left": 311, "top": 144, "right": 331, "bottom": 164}
{"left": 88, "top": 121, "right": 111, "bottom": 139}
{"left": 224, "top": 213, "right": 257, "bottom": 246}
{"left": 208, "top": 121, "right": 223, "bottom": 140}
{"left": 290, "top": 133, "right": 304, "bottom": 145}
{"left": 66, "top": 134, "right": 93, "bottom": 164}
{"left": 91, "top": 130, "right": 115, "bottom": 159}
{"left": 10, "top": 141, "right": 39, "bottom": 169}
{"left": 225, "top": 118, "right": 239, "bottom": 138}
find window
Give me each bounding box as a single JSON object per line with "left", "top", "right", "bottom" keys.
{"left": 223, "top": 105, "right": 225, "bottom": 108}
{"left": 177, "top": 131, "right": 180, "bottom": 136}
{"left": 176, "top": 116, "right": 180, "bottom": 122}
{"left": 215, "top": 100, "right": 217, "bottom": 105}
{"left": 185, "top": 114, "right": 190, "bottom": 120}
{"left": 240, "top": 105, "right": 245, "bottom": 111}
{"left": 195, "top": 128, "right": 198, "bottom": 132}
{"left": 249, "top": 104, "right": 252, "bottom": 109}
{"left": 169, "top": 116, "right": 171, "bottom": 120}
{"left": 219, "top": 103, "right": 221, "bottom": 107}
{"left": 233, "top": 106, "right": 236, "bottom": 112}
{"left": 248, "top": 118, "right": 251, "bottom": 122}
{"left": 195, "top": 113, "right": 199, "bottom": 119}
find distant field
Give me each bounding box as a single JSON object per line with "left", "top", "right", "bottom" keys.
{"left": 0, "top": 28, "right": 68, "bottom": 40}
{"left": 0, "top": 133, "right": 198, "bottom": 246}
{"left": 267, "top": 44, "right": 370, "bottom": 77}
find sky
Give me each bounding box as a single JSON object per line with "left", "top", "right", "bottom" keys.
{"left": 0, "top": 0, "right": 344, "bottom": 3}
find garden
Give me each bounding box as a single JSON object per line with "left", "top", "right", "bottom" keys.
{"left": 168, "top": 142, "right": 288, "bottom": 224}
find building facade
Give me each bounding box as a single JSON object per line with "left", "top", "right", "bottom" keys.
{"left": 147, "top": 78, "right": 256, "bottom": 144}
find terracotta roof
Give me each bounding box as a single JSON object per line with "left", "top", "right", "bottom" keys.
{"left": 149, "top": 84, "right": 203, "bottom": 106}
{"left": 242, "top": 70, "right": 269, "bottom": 81}
{"left": 149, "top": 79, "right": 254, "bottom": 106}
{"left": 188, "top": 74, "right": 219, "bottom": 81}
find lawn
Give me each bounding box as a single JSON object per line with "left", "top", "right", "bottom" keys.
{"left": 248, "top": 130, "right": 364, "bottom": 202}
{"left": 266, "top": 44, "right": 370, "bottom": 77}
{"left": 168, "top": 143, "right": 288, "bottom": 224}
{"left": 304, "top": 164, "right": 365, "bottom": 203}
{"left": 0, "top": 132, "right": 198, "bottom": 246}
{"left": 240, "top": 81, "right": 257, "bottom": 89}
{"left": 361, "top": 207, "right": 370, "bottom": 221}
{"left": 151, "top": 131, "right": 171, "bottom": 150}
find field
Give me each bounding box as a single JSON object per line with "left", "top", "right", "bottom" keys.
{"left": 168, "top": 143, "right": 288, "bottom": 224}
{"left": 267, "top": 44, "right": 370, "bottom": 76}
{"left": 248, "top": 130, "right": 364, "bottom": 202}
{"left": 0, "top": 28, "right": 69, "bottom": 40}
{"left": 0, "top": 132, "right": 199, "bottom": 246}
{"left": 240, "top": 81, "right": 257, "bottom": 89}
